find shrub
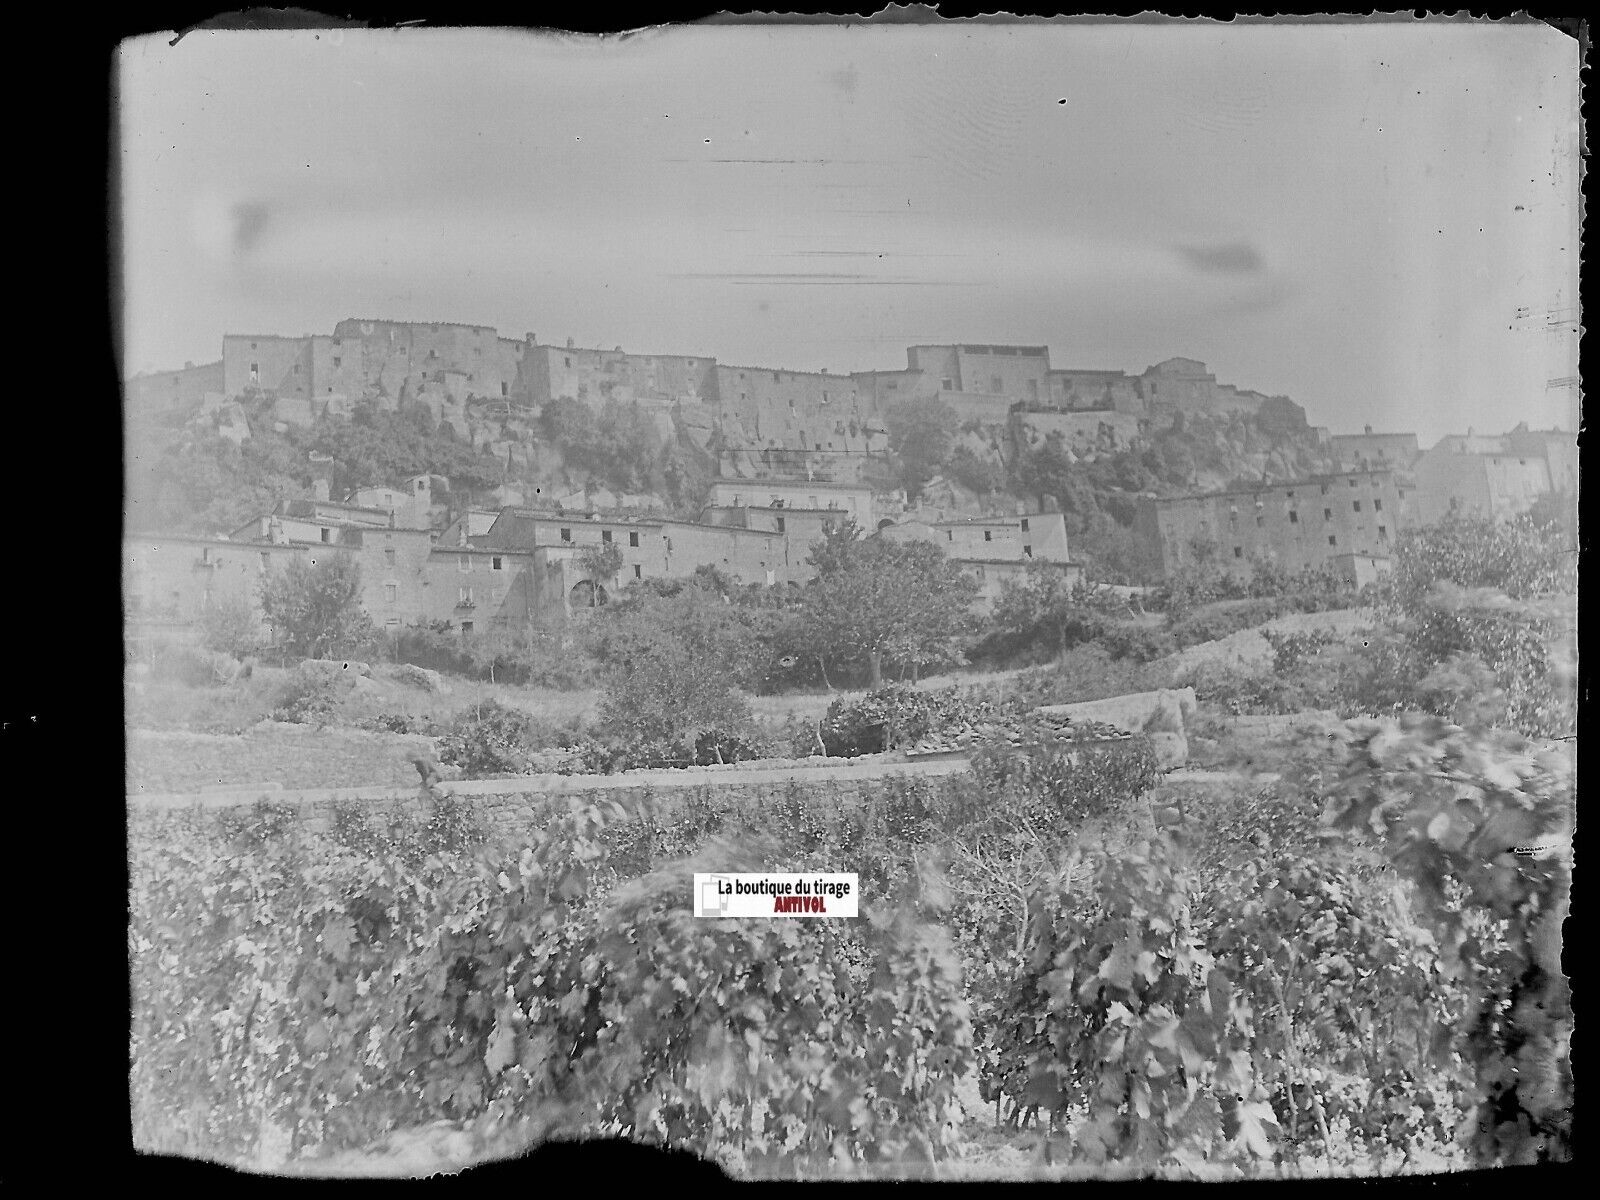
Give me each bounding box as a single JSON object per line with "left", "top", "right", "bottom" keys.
{"left": 198, "top": 594, "right": 265, "bottom": 659}
{"left": 1098, "top": 621, "right": 1177, "bottom": 662}
{"left": 269, "top": 670, "right": 342, "bottom": 725}
{"left": 436, "top": 700, "right": 540, "bottom": 778}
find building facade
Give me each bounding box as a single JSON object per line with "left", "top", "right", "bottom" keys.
{"left": 1134, "top": 469, "right": 1409, "bottom": 580}
{"left": 1411, "top": 432, "right": 1566, "bottom": 526}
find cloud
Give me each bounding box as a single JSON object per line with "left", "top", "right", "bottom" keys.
{"left": 231, "top": 202, "right": 273, "bottom": 255}
{"left": 1174, "top": 242, "right": 1266, "bottom": 275}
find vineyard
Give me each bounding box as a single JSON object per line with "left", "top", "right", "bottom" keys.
{"left": 129, "top": 719, "right": 1572, "bottom": 1178}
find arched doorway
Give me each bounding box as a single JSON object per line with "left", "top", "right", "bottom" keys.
{"left": 569, "top": 579, "right": 609, "bottom": 610}
{"left": 877, "top": 518, "right": 895, "bottom": 531}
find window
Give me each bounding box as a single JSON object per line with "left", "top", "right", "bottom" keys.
{"left": 1328, "top": 535, "right": 1338, "bottom": 547}
{"left": 501, "top": 383, "right": 508, "bottom": 396}
{"left": 1321, "top": 484, "right": 1330, "bottom": 495}
{"left": 773, "top": 372, "right": 781, "bottom": 382}
{"left": 459, "top": 586, "right": 473, "bottom": 604}
{"left": 1289, "top": 511, "right": 1299, "bottom": 524}
{"left": 385, "top": 583, "right": 397, "bottom": 603}
{"left": 559, "top": 528, "right": 572, "bottom": 543}
{"left": 416, "top": 479, "right": 426, "bottom": 492}
{"left": 1378, "top": 525, "right": 1388, "bottom": 539}
{"left": 946, "top": 530, "right": 954, "bottom": 541}
{"left": 385, "top": 548, "right": 396, "bottom": 567}
{"left": 332, "top": 356, "right": 341, "bottom": 368}
{"left": 991, "top": 375, "right": 1003, "bottom": 394}
{"left": 775, "top": 516, "right": 786, "bottom": 533}
{"left": 492, "top": 556, "right": 503, "bottom": 571}
{"left": 984, "top": 530, "right": 993, "bottom": 542}
{"left": 941, "top": 378, "right": 954, "bottom": 391}
{"left": 633, "top": 564, "right": 642, "bottom": 579}
{"left": 1256, "top": 515, "right": 1264, "bottom": 527}
{"left": 292, "top": 363, "right": 300, "bottom": 376}
{"left": 628, "top": 531, "right": 639, "bottom": 547}
{"left": 1286, "top": 490, "right": 1295, "bottom": 499}
{"left": 458, "top": 554, "right": 470, "bottom": 573}
{"left": 1349, "top": 478, "right": 1358, "bottom": 488}
{"left": 564, "top": 356, "right": 571, "bottom": 368}
{"left": 1373, "top": 498, "right": 1383, "bottom": 512}
{"left": 1020, "top": 518, "right": 1030, "bottom": 532}
{"left": 1353, "top": 500, "right": 1362, "bottom": 512}
{"left": 460, "top": 621, "right": 474, "bottom": 634}
{"left": 320, "top": 528, "right": 331, "bottom": 543}
{"left": 259, "top": 552, "right": 270, "bottom": 572}
{"left": 1023, "top": 545, "right": 1033, "bottom": 558}
{"left": 250, "top": 361, "right": 259, "bottom": 377}
{"left": 1234, "top": 546, "right": 1244, "bottom": 558}
{"left": 1323, "top": 508, "right": 1332, "bottom": 521}
{"left": 601, "top": 530, "right": 612, "bottom": 544}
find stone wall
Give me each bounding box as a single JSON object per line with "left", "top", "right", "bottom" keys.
{"left": 127, "top": 757, "right": 971, "bottom": 854}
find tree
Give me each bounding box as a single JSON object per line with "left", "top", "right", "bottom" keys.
{"left": 1354, "top": 515, "right": 1578, "bottom": 737}
{"left": 592, "top": 607, "right": 757, "bottom": 766}
{"left": 945, "top": 445, "right": 1007, "bottom": 496}
{"left": 259, "top": 553, "right": 378, "bottom": 661}
{"left": 575, "top": 542, "right": 624, "bottom": 607}
{"left": 197, "top": 593, "right": 264, "bottom": 659}
{"left": 993, "top": 566, "right": 1123, "bottom": 661}
{"left": 799, "top": 522, "right": 979, "bottom": 687}
{"left": 883, "top": 398, "right": 961, "bottom": 499}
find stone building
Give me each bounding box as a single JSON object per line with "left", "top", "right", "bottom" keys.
{"left": 1044, "top": 368, "right": 1145, "bottom": 415}
{"left": 1411, "top": 432, "right": 1564, "bottom": 526}
{"left": 877, "top": 508, "right": 1080, "bottom": 610}
{"left": 219, "top": 321, "right": 536, "bottom": 426}
{"left": 125, "top": 360, "right": 226, "bottom": 417}
{"left": 705, "top": 478, "right": 875, "bottom": 530}
{"left": 524, "top": 341, "right": 718, "bottom": 408}
{"left": 1134, "top": 468, "right": 1410, "bottom": 581}
{"left": 1138, "top": 358, "right": 1306, "bottom": 426}
{"left": 1328, "top": 426, "right": 1421, "bottom": 471}
{"left": 479, "top": 507, "right": 797, "bottom": 607}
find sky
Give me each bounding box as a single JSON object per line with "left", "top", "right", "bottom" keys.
{"left": 117, "top": 19, "right": 1581, "bottom": 445}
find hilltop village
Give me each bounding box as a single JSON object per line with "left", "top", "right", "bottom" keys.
{"left": 125, "top": 318, "right": 1577, "bottom": 639}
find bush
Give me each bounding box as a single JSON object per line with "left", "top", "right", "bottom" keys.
{"left": 815, "top": 684, "right": 1013, "bottom": 757}
{"left": 970, "top": 731, "right": 1161, "bottom": 830}
{"left": 436, "top": 700, "right": 540, "bottom": 778}
{"left": 1098, "top": 621, "right": 1177, "bottom": 662}
{"left": 198, "top": 595, "right": 265, "bottom": 659}
{"left": 269, "top": 670, "right": 342, "bottom": 725}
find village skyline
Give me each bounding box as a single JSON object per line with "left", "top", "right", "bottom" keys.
{"left": 118, "top": 21, "right": 1580, "bottom": 447}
